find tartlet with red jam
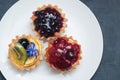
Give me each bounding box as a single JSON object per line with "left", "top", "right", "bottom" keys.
{"left": 31, "top": 4, "right": 67, "bottom": 40}
{"left": 8, "top": 35, "right": 42, "bottom": 70}
{"left": 46, "top": 36, "right": 82, "bottom": 72}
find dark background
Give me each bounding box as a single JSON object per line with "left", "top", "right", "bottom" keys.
{"left": 0, "top": 0, "right": 120, "bottom": 80}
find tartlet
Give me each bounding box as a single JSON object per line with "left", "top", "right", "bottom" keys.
{"left": 31, "top": 4, "right": 67, "bottom": 40}
{"left": 46, "top": 36, "right": 82, "bottom": 72}
{"left": 8, "top": 35, "right": 42, "bottom": 70}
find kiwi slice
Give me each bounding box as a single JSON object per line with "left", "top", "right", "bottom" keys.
{"left": 10, "top": 48, "right": 23, "bottom": 65}
{"left": 13, "top": 43, "right": 27, "bottom": 64}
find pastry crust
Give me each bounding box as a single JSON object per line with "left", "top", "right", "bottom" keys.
{"left": 8, "top": 35, "right": 42, "bottom": 71}
{"left": 45, "top": 35, "right": 82, "bottom": 72}
{"left": 31, "top": 4, "right": 67, "bottom": 40}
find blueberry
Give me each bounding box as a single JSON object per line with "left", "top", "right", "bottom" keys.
{"left": 57, "top": 16, "right": 63, "bottom": 21}
{"left": 40, "top": 30, "right": 45, "bottom": 34}
{"left": 38, "top": 23, "right": 43, "bottom": 26}
{"left": 44, "top": 29, "right": 54, "bottom": 37}
{"left": 58, "top": 22, "right": 62, "bottom": 27}
{"left": 46, "top": 29, "right": 54, "bottom": 34}
{"left": 41, "top": 18, "right": 46, "bottom": 24}
{"left": 52, "top": 9, "right": 57, "bottom": 15}
{"left": 45, "top": 7, "right": 51, "bottom": 12}
{"left": 18, "top": 38, "right": 29, "bottom": 49}
{"left": 54, "top": 19, "right": 58, "bottom": 23}
{"left": 34, "top": 11, "right": 40, "bottom": 16}
{"left": 46, "top": 29, "right": 51, "bottom": 32}
{"left": 37, "top": 10, "right": 46, "bottom": 18}
{"left": 49, "top": 18, "right": 54, "bottom": 22}
{"left": 38, "top": 14, "right": 44, "bottom": 19}
{"left": 50, "top": 21, "right": 55, "bottom": 26}
{"left": 49, "top": 18, "right": 56, "bottom": 26}
{"left": 51, "top": 9, "right": 57, "bottom": 14}
{"left": 51, "top": 19, "right": 62, "bottom": 28}
{"left": 39, "top": 10, "right": 45, "bottom": 15}
{"left": 44, "top": 14, "right": 48, "bottom": 18}
{"left": 42, "top": 25, "right": 48, "bottom": 30}
{"left": 35, "top": 25, "right": 40, "bottom": 31}
{"left": 34, "top": 18, "right": 40, "bottom": 26}
{"left": 51, "top": 28, "right": 55, "bottom": 32}
{"left": 54, "top": 27, "right": 60, "bottom": 32}
{"left": 44, "top": 34, "right": 49, "bottom": 38}
{"left": 48, "top": 9, "right": 54, "bottom": 14}
{"left": 40, "top": 30, "right": 46, "bottom": 37}
{"left": 56, "top": 12, "right": 60, "bottom": 17}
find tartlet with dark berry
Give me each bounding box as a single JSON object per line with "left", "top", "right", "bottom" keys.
{"left": 46, "top": 36, "right": 82, "bottom": 72}
{"left": 8, "top": 35, "right": 42, "bottom": 70}
{"left": 31, "top": 4, "right": 67, "bottom": 40}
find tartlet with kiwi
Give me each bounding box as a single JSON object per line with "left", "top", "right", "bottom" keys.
{"left": 8, "top": 35, "right": 42, "bottom": 70}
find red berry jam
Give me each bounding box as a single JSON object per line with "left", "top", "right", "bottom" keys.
{"left": 33, "top": 7, "right": 64, "bottom": 38}
{"left": 47, "top": 37, "right": 80, "bottom": 71}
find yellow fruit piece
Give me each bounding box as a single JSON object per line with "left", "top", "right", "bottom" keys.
{"left": 24, "top": 57, "right": 36, "bottom": 67}
{"left": 10, "top": 48, "right": 23, "bottom": 65}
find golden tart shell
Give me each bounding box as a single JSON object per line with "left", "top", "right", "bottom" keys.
{"left": 8, "top": 35, "right": 42, "bottom": 70}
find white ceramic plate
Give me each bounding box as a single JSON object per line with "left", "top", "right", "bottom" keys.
{"left": 0, "top": 0, "right": 103, "bottom": 80}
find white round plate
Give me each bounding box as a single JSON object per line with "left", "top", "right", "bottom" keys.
{"left": 0, "top": 0, "right": 103, "bottom": 80}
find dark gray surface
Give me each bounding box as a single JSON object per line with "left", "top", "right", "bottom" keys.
{"left": 0, "top": 0, "right": 120, "bottom": 80}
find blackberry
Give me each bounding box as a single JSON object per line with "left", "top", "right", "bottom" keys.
{"left": 18, "top": 38, "right": 29, "bottom": 49}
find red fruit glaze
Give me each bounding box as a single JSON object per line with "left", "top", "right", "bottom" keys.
{"left": 47, "top": 37, "right": 80, "bottom": 71}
